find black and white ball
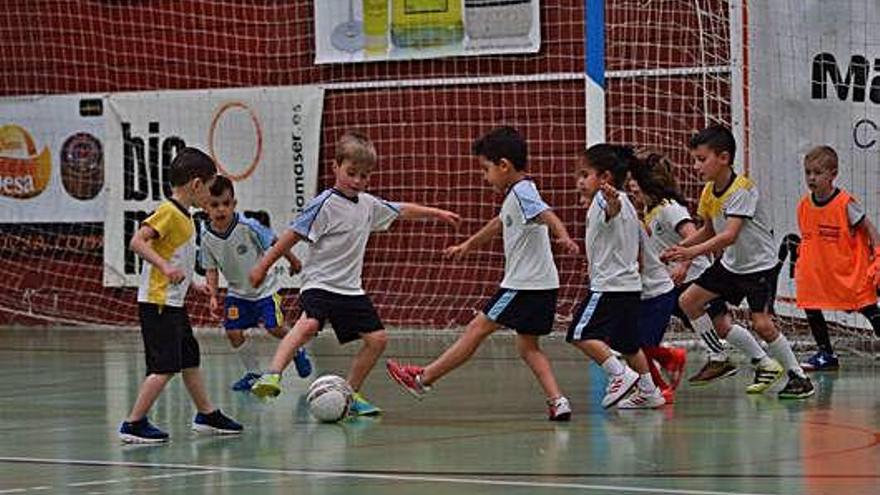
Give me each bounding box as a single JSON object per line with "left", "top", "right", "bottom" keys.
{"left": 306, "top": 374, "right": 353, "bottom": 422}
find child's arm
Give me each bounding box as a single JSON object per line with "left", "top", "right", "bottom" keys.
{"left": 397, "top": 203, "right": 461, "bottom": 229}
{"left": 668, "top": 221, "right": 698, "bottom": 284}
{"left": 857, "top": 217, "right": 880, "bottom": 286}
{"left": 129, "top": 225, "right": 184, "bottom": 283}
{"left": 205, "top": 268, "right": 221, "bottom": 315}
{"left": 538, "top": 209, "right": 579, "bottom": 254}
{"left": 444, "top": 217, "right": 502, "bottom": 260}
{"left": 282, "top": 250, "right": 302, "bottom": 275}
{"left": 250, "top": 230, "right": 303, "bottom": 288}
{"left": 599, "top": 184, "right": 621, "bottom": 221}
{"left": 665, "top": 217, "right": 739, "bottom": 262}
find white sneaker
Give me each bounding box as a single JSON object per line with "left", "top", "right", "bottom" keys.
{"left": 601, "top": 368, "right": 639, "bottom": 408}
{"left": 617, "top": 387, "right": 666, "bottom": 409}
{"left": 548, "top": 395, "right": 572, "bottom": 421}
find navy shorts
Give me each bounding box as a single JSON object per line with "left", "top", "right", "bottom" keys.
{"left": 694, "top": 260, "right": 782, "bottom": 314}
{"left": 139, "top": 303, "right": 200, "bottom": 375}
{"left": 482, "top": 288, "right": 558, "bottom": 335}
{"left": 566, "top": 291, "right": 641, "bottom": 354}
{"left": 299, "top": 289, "right": 384, "bottom": 344}
{"left": 638, "top": 290, "right": 677, "bottom": 347}
{"left": 224, "top": 293, "right": 283, "bottom": 330}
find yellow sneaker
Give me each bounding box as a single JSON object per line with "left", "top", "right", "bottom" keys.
{"left": 251, "top": 373, "right": 282, "bottom": 398}
{"left": 350, "top": 392, "right": 382, "bottom": 416}
{"left": 745, "top": 359, "right": 784, "bottom": 394}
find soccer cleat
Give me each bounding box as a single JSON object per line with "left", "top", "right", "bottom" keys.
{"left": 800, "top": 351, "right": 839, "bottom": 372}
{"left": 349, "top": 392, "right": 382, "bottom": 416}
{"left": 745, "top": 358, "right": 784, "bottom": 394}
{"left": 251, "top": 373, "right": 282, "bottom": 398}
{"left": 192, "top": 409, "right": 244, "bottom": 435}
{"left": 386, "top": 359, "right": 430, "bottom": 399}
{"left": 547, "top": 396, "right": 572, "bottom": 421}
{"left": 662, "top": 347, "right": 688, "bottom": 389}
{"left": 601, "top": 368, "right": 639, "bottom": 408}
{"left": 778, "top": 370, "right": 816, "bottom": 399}
{"left": 119, "top": 417, "right": 169, "bottom": 444}
{"left": 687, "top": 359, "right": 738, "bottom": 386}
{"left": 231, "top": 372, "right": 262, "bottom": 391}
{"left": 293, "top": 347, "right": 313, "bottom": 378}
{"left": 617, "top": 387, "right": 666, "bottom": 409}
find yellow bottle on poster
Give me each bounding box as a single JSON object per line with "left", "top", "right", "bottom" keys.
{"left": 363, "top": 0, "right": 389, "bottom": 55}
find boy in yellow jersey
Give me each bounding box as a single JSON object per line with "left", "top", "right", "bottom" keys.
{"left": 119, "top": 147, "right": 243, "bottom": 443}
{"left": 664, "top": 125, "right": 814, "bottom": 399}
{"left": 795, "top": 145, "right": 880, "bottom": 371}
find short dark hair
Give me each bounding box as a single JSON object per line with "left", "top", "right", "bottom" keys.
{"left": 168, "top": 147, "right": 217, "bottom": 187}
{"left": 580, "top": 143, "right": 632, "bottom": 189}
{"left": 688, "top": 124, "right": 736, "bottom": 164}
{"left": 472, "top": 126, "right": 527, "bottom": 171}
{"left": 209, "top": 175, "right": 235, "bottom": 198}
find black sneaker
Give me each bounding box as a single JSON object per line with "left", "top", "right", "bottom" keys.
{"left": 192, "top": 409, "right": 243, "bottom": 435}
{"left": 119, "top": 417, "right": 169, "bottom": 444}
{"left": 687, "top": 359, "right": 738, "bottom": 386}
{"left": 778, "top": 370, "right": 815, "bottom": 399}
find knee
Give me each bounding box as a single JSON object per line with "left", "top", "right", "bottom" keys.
{"left": 516, "top": 336, "right": 539, "bottom": 358}
{"left": 362, "top": 330, "right": 388, "bottom": 351}
{"left": 227, "top": 331, "right": 245, "bottom": 347}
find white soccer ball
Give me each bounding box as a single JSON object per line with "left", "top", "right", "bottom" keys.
{"left": 306, "top": 374, "right": 353, "bottom": 422}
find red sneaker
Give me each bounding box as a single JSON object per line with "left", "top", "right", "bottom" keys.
{"left": 660, "top": 385, "right": 675, "bottom": 404}
{"left": 662, "top": 347, "right": 687, "bottom": 389}
{"left": 386, "top": 360, "right": 429, "bottom": 399}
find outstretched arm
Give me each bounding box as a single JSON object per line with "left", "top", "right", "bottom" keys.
{"left": 538, "top": 209, "right": 579, "bottom": 254}
{"left": 250, "top": 230, "right": 303, "bottom": 287}
{"left": 397, "top": 203, "right": 461, "bottom": 229}
{"left": 665, "top": 217, "right": 740, "bottom": 262}
{"left": 444, "top": 217, "right": 502, "bottom": 260}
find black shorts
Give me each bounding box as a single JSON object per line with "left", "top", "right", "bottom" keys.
{"left": 481, "top": 288, "right": 558, "bottom": 335}
{"left": 566, "top": 291, "right": 641, "bottom": 354}
{"left": 693, "top": 260, "right": 782, "bottom": 314}
{"left": 672, "top": 283, "right": 728, "bottom": 328}
{"left": 139, "top": 303, "right": 200, "bottom": 375}
{"left": 299, "top": 289, "right": 384, "bottom": 344}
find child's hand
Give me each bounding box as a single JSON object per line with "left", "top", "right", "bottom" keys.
{"left": 556, "top": 236, "right": 580, "bottom": 255}
{"left": 161, "top": 263, "right": 185, "bottom": 284}
{"left": 435, "top": 209, "right": 462, "bottom": 230}
{"left": 444, "top": 241, "right": 472, "bottom": 261}
{"left": 669, "top": 263, "right": 689, "bottom": 285}
{"left": 599, "top": 183, "right": 621, "bottom": 219}
{"left": 662, "top": 245, "right": 695, "bottom": 263}
{"left": 249, "top": 266, "right": 267, "bottom": 288}
{"left": 209, "top": 295, "right": 222, "bottom": 316}
{"left": 288, "top": 256, "right": 303, "bottom": 275}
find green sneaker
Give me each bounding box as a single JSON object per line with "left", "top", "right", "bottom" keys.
{"left": 745, "top": 359, "right": 784, "bottom": 394}
{"left": 251, "top": 373, "right": 282, "bottom": 398}
{"left": 349, "top": 392, "right": 382, "bottom": 416}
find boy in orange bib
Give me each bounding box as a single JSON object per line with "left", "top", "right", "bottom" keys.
{"left": 796, "top": 145, "right": 880, "bottom": 371}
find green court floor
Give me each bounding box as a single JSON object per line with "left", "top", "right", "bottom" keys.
{"left": 0, "top": 328, "right": 877, "bottom": 495}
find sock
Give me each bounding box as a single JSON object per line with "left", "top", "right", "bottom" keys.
{"left": 691, "top": 313, "right": 728, "bottom": 360}
{"left": 235, "top": 338, "right": 260, "bottom": 373}
{"left": 767, "top": 334, "right": 805, "bottom": 378}
{"left": 601, "top": 356, "right": 625, "bottom": 376}
{"left": 805, "top": 309, "right": 834, "bottom": 354}
{"left": 726, "top": 324, "right": 768, "bottom": 361}
{"left": 638, "top": 372, "right": 657, "bottom": 392}
{"left": 858, "top": 305, "right": 880, "bottom": 338}
{"left": 645, "top": 354, "right": 669, "bottom": 390}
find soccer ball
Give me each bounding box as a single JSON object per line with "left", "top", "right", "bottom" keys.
{"left": 306, "top": 374, "right": 353, "bottom": 422}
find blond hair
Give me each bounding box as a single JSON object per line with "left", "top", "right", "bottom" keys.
{"left": 804, "top": 145, "right": 838, "bottom": 174}
{"left": 335, "top": 131, "right": 377, "bottom": 169}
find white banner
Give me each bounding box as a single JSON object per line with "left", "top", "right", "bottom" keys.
{"left": 103, "top": 86, "right": 324, "bottom": 288}
{"left": 749, "top": 0, "right": 880, "bottom": 325}
{"left": 315, "top": 0, "right": 540, "bottom": 64}
{"left": 0, "top": 95, "right": 105, "bottom": 222}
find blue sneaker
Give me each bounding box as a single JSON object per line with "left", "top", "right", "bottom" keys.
{"left": 119, "top": 417, "right": 169, "bottom": 444}
{"left": 293, "top": 347, "right": 312, "bottom": 378}
{"left": 801, "top": 351, "right": 839, "bottom": 371}
{"left": 232, "top": 372, "right": 262, "bottom": 391}
{"left": 192, "top": 409, "right": 243, "bottom": 435}
{"left": 349, "top": 392, "right": 382, "bottom": 416}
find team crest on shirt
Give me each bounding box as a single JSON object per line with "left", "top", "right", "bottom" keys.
{"left": 227, "top": 305, "right": 239, "bottom": 320}
{"left": 236, "top": 244, "right": 248, "bottom": 255}
{"left": 504, "top": 214, "right": 513, "bottom": 227}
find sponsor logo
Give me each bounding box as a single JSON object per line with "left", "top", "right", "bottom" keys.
{"left": 0, "top": 124, "right": 51, "bottom": 199}
{"left": 812, "top": 52, "right": 880, "bottom": 103}
{"left": 209, "top": 101, "right": 263, "bottom": 181}
{"left": 60, "top": 132, "right": 104, "bottom": 201}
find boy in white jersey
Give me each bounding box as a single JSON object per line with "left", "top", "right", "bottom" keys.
{"left": 201, "top": 176, "right": 312, "bottom": 392}
{"left": 664, "top": 125, "right": 814, "bottom": 399}
{"left": 386, "top": 126, "right": 579, "bottom": 421}
{"left": 249, "top": 131, "right": 460, "bottom": 415}
{"left": 568, "top": 144, "right": 664, "bottom": 409}
{"left": 119, "top": 147, "right": 242, "bottom": 443}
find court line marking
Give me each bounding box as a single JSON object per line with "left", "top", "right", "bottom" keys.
{"left": 0, "top": 456, "right": 777, "bottom": 495}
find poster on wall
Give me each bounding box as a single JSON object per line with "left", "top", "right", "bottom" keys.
{"left": 0, "top": 95, "right": 105, "bottom": 222}
{"left": 749, "top": 0, "right": 880, "bottom": 326}
{"left": 103, "top": 86, "right": 324, "bottom": 288}
{"left": 314, "top": 0, "right": 541, "bottom": 64}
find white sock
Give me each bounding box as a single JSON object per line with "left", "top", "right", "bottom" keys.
{"left": 726, "top": 324, "right": 768, "bottom": 361}
{"left": 767, "top": 334, "right": 805, "bottom": 377}
{"left": 691, "top": 313, "right": 728, "bottom": 360}
{"left": 601, "top": 356, "right": 625, "bottom": 376}
{"left": 235, "top": 338, "right": 260, "bottom": 373}
{"left": 638, "top": 372, "right": 657, "bottom": 392}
